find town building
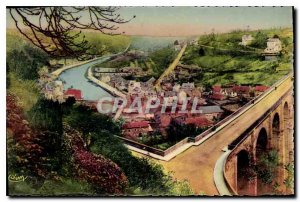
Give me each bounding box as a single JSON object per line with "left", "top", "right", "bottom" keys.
{"left": 185, "top": 116, "right": 213, "bottom": 128}
{"left": 44, "top": 80, "right": 65, "bottom": 103}
{"left": 264, "top": 38, "right": 282, "bottom": 54}
{"left": 122, "top": 121, "right": 153, "bottom": 140}
{"left": 174, "top": 40, "right": 182, "bottom": 51}
{"left": 211, "top": 85, "right": 227, "bottom": 100}
{"left": 64, "top": 88, "right": 83, "bottom": 100}
{"left": 239, "top": 35, "right": 254, "bottom": 46}
{"left": 263, "top": 37, "right": 282, "bottom": 61}
{"left": 232, "top": 85, "right": 251, "bottom": 96}
{"left": 255, "top": 85, "right": 269, "bottom": 96}
{"left": 198, "top": 105, "right": 224, "bottom": 121}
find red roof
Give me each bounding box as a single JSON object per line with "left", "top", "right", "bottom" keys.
{"left": 232, "top": 86, "right": 250, "bottom": 93}
{"left": 160, "top": 115, "right": 172, "bottom": 128}
{"left": 185, "top": 117, "right": 213, "bottom": 127}
{"left": 64, "top": 89, "right": 83, "bottom": 100}
{"left": 122, "top": 121, "right": 149, "bottom": 129}
{"left": 212, "top": 86, "right": 222, "bottom": 93}
{"left": 210, "top": 93, "right": 226, "bottom": 100}
{"left": 255, "top": 85, "right": 269, "bottom": 92}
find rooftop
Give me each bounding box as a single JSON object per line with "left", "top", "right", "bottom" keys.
{"left": 64, "top": 88, "right": 83, "bottom": 100}
{"left": 199, "top": 105, "right": 224, "bottom": 114}
{"left": 185, "top": 116, "right": 213, "bottom": 127}
{"left": 122, "top": 121, "right": 149, "bottom": 129}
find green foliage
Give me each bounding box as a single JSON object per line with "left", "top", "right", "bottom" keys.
{"left": 26, "top": 98, "right": 64, "bottom": 172}
{"left": 256, "top": 149, "right": 280, "bottom": 185}
{"left": 89, "top": 130, "right": 171, "bottom": 193}
{"left": 8, "top": 179, "right": 94, "bottom": 196}
{"left": 149, "top": 47, "right": 177, "bottom": 78}
{"left": 138, "top": 130, "right": 165, "bottom": 147}
{"left": 7, "top": 73, "right": 40, "bottom": 111}
{"left": 251, "top": 31, "right": 269, "bottom": 49}
{"left": 78, "top": 31, "right": 131, "bottom": 56}
{"left": 7, "top": 43, "right": 49, "bottom": 80}
{"left": 63, "top": 105, "right": 182, "bottom": 194}
{"left": 166, "top": 120, "right": 208, "bottom": 143}
{"left": 284, "top": 163, "right": 294, "bottom": 190}
{"left": 182, "top": 28, "right": 292, "bottom": 87}
{"left": 27, "top": 98, "right": 63, "bottom": 135}
{"left": 64, "top": 104, "right": 120, "bottom": 145}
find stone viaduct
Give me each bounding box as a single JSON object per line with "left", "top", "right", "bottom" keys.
{"left": 224, "top": 85, "right": 294, "bottom": 196}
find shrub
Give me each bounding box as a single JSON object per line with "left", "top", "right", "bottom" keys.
{"left": 26, "top": 98, "right": 64, "bottom": 173}
{"left": 7, "top": 44, "right": 49, "bottom": 80}
{"left": 64, "top": 125, "right": 128, "bottom": 194}
{"left": 8, "top": 179, "right": 94, "bottom": 196}
{"left": 7, "top": 94, "right": 48, "bottom": 180}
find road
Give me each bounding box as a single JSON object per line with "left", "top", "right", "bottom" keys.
{"left": 154, "top": 44, "right": 187, "bottom": 91}
{"left": 152, "top": 74, "right": 293, "bottom": 195}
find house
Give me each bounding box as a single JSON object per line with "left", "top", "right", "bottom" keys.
{"left": 255, "top": 85, "right": 269, "bottom": 96}
{"left": 185, "top": 116, "right": 213, "bottom": 128}
{"left": 161, "top": 82, "right": 173, "bottom": 91}
{"left": 146, "top": 77, "right": 156, "bottom": 85}
{"left": 198, "top": 105, "right": 224, "bottom": 121}
{"left": 222, "top": 87, "right": 238, "bottom": 98}
{"left": 100, "top": 75, "right": 111, "bottom": 83}
{"left": 163, "top": 91, "right": 178, "bottom": 105}
{"left": 44, "top": 80, "right": 65, "bottom": 103}
{"left": 115, "top": 80, "right": 128, "bottom": 91}
{"left": 119, "top": 66, "right": 141, "bottom": 74}
{"left": 264, "top": 38, "right": 282, "bottom": 54}
{"left": 94, "top": 67, "right": 117, "bottom": 73}
{"left": 210, "top": 93, "right": 226, "bottom": 101}
{"left": 64, "top": 88, "right": 83, "bottom": 100}
{"left": 191, "top": 88, "right": 202, "bottom": 98}
{"left": 239, "top": 35, "right": 254, "bottom": 46}
{"left": 212, "top": 85, "right": 222, "bottom": 93}
{"left": 128, "top": 81, "right": 144, "bottom": 97}
{"left": 211, "top": 85, "right": 227, "bottom": 100}
{"left": 174, "top": 40, "right": 182, "bottom": 51}
{"left": 232, "top": 85, "right": 250, "bottom": 95}
{"left": 181, "top": 82, "right": 195, "bottom": 91}
{"left": 145, "top": 90, "right": 158, "bottom": 99}
{"left": 122, "top": 121, "right": 153, "bottom": 140}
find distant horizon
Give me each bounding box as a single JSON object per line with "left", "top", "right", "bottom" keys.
{"left": 6, "top": 7, "right": 293, "bottom": 37}
{"left": 6, "top": 26, "right": 292, "bottom": 38}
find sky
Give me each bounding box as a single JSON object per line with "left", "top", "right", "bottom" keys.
{"left": 6, "top": 7, "right": 293, "bottom": 36}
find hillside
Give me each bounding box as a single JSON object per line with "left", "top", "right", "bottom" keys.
{"left": 181, "top": 28, "right": 293, "bottom": 87}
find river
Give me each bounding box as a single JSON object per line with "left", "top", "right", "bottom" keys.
{"left": 58, "top": 36, "right": 187, "bottom": 101}
{"left": 58, "top": 56, "right": 114, "bottom": 101}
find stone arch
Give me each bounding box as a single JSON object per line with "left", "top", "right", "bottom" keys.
{"left": 283, "top": 102, "right": 293, "bottom": 163}
{"left": 256, "top": 127, "right": 268, "bottom": 159}
{"left": 272, "top": 113, "right": 280, "bottom": 151}
{"left": 237, "top": 149, "right": 251, "bottom": 195}
{"left": 284, "top": 102, "right": 289, "bottom": 120}
{"left": 255, "top": 127, "right": 272, "bottom": 195}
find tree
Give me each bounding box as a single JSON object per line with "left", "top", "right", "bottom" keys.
{"left": 9, "top": 7, "right": 135, "bottom": 57}
{"left": 198, "top": 47, "right": 205, "bottom": 56}
{"left": 26, "top": 98, "right": 64, "bottom": 173}
{"left": 251, "top": 31, "right": 268, "bottom": 49}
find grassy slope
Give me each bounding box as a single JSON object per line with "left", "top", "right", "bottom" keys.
{"left": 182, "top": 28, "right": 293, "bottom": 86}
{"left": 7, "top": 73, "right": 40, "bottom": 112}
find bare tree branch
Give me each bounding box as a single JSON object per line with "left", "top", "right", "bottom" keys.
{"left": 8, "top": 7, "right": 135, "bottom": 57}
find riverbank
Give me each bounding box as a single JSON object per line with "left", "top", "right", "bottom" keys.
{"left": 86, "top": 66, "right": 127, "bottom": 98}
{"left": 51, "top": 56, "right": 104, "bottom": 79}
